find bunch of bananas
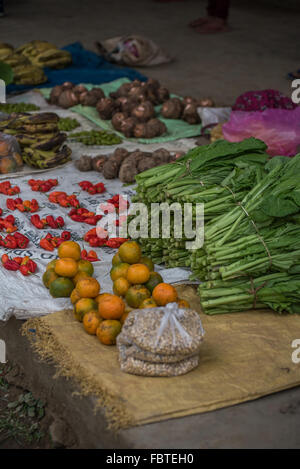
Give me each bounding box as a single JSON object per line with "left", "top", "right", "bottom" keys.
{"left": 16, "top": 41, "right": 72, "bottom": 69}
{"left": 0, "top": 112, "right": 72, "bottom": 169}
{"left": 0, "top": 40, "right": 72, "bottom": 85}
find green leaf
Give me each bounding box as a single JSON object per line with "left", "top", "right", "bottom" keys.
{"left": 261, "top": 195, "right": 299, "bottom": 217}
{"left": 0, "top": 61, "right": 13, "bottom": 85}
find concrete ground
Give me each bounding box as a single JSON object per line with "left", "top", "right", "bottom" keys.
{"left": 1, "top": 0, "right": 300, "bottom": 449}
{"left": 1, "top": 0, "right": 300, "bottom": 104}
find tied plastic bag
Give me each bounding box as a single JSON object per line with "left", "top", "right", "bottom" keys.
{"left": 96, "top": 35, "right": 173, "bottom": 67}
{"left": 0, "top": 132, "right": 23, "bottom": 173}
{"left": 222, "top": 107, "right": 300, "bottom": 157}
{"left": 117, "top": 303, "right": 205, "bottom": 376}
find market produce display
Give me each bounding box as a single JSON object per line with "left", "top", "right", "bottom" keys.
{"left": 49, "top": 82, "right": 105, "bottom": 108}
{"left": 0, "top": 133, "right": 23, "bottom": 173}
{"left": 0, "top": 41, "right": 72, "bottom": 85}
{"left": 0, "top": 112, "right": 72, "bottom": 168}
{"left": 1, "top": 253, "right": 37, "bottom": 275}
{"left": 75, "top": 147, "right": 180, "bottom": 183}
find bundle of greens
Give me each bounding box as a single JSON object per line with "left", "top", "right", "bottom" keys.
{"left": 133, "top": 138, "right": 269, "bottom": 267}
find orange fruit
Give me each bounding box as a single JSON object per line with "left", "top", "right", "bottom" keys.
{"left": 98, "top": 294, "right": 125, "bottom": 320}
{"left": 49, "top": 277, "right": 74, "bottom": 298}
{"left": 74, "top": 298, "right": 98, "bottom": 322}
{"left": 112, "top": 252, "right": 122, "bottom": 266}
{"left": 113, "top": 277, "right": 131, "bottom": 297}
{"left": 55, "top": 258, "right": 78, "bottom": 278}
{"left": 125, "top": 285, "right": 151, "bottom": 308}
{"left": 140, "top": 256, "right": 154, "bottom": 272}
{"left": 110, "top": 263, "right": 130, "bottom": 281}
{"left": 118, "top": 240, "right": 141, "bottom": 264}
{"left": 152, "top": 283, "right": 178, "bottom": 306}
{"left": 95, "top": 293, "right": 112, "bottom": 304}
{"left": 46, "top": 259, "right": 57, "bottom": 270}
{"left": 70, "top": 288, "right": 81, "bottom": 304}
{"left": 76, "top": 277, "right": 100, "bottom": 298}
{"left": 42, "top": 268, "right": 58, "bottom": 289}
{"left": 58, "top": 240, "right": 81, "bottom": 261}
{"left": 177, "top": 299, "right": 190, "bottom": 309}
{"left": 83, "top": 311, "right": 102, "bottom": 335}
{"left": 140, "top": 298, "right": 157, "bottom": 309}
{"left": 145, "top": 271, "right": 163, "bottom": 293}
{"left": 77, "top": 259, "right": 94, "bottom": 276}
{"left": 96, "top": 320, "right": 122, "bottom": 345}
{"left": 126, "top": 264, "right": 150, "bottom": 284}
{"left": 72, "top": 271, "right": 90, "bottom": 286}
{"left": 120, "top": 311, "right": 130, "bottom": 324}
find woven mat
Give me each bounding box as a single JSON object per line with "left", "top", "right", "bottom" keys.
{"left": 22, "top": 285, "right": 300, "bottom": 430}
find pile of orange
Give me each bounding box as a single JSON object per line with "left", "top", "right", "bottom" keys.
{"left": 42, "top": 241, "right": 97, "bottom": 300}
{"left": 43, "top": 239, "right": 190, "bottom": 348}
{"left": 110, "top": 240, "right": 190, "bottom": 315}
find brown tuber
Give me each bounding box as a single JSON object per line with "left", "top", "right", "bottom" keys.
{"left": 182, "top": 103, "right": 200, "bottom": 124}
{"left": 49, "top": 85, "right": 63, "bottom": 104}
{"left": 73, "top": 84, "right": 87, "bottom": 95}
{"left": 111, "top": 112, "right": 129, "bottom": 131}
{"left": 79, "top": 91, "right": 99, "bottom": 107}
{"left": 157, "top": 87, "right": 170, "bottom": 104}
{"left": 92, "top": 155, "right": 107, "bottom": 172}
{"left": 131, "top": 101, "right": 155, "bottom": 123}
{"left": 96, "top": 98, "right": 116, "bottom": 120}
{"left": 75, "top": 155, "right": 93, "bottom": 171}
{"left": 120, "top": 117, "right": 138, "bottom": 138}
{"left": 57, "top": 90, "right": 79, "bottom": 108}
{"left": 102, "top": 148, "right": 129, "bottom": 179}
{"left": 161, "top": 98, "right": 183, "bottom": 119}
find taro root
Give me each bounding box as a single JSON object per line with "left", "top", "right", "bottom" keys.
{"left": 96, "top": 98, "right": 116, "bottom": 120}
{"left": 152, "top": 148, "right": 172, "bottom": 164}
{"left": 118, "top": 151, "right": 145, "bottom": 183}
{"left": 146, "top": 118, "right": 166, "bottom": 138}
{"left": 146, "top": 78, "right": 160, "bottom": 90}
{"left": 128, "top": 86, "right": 147, "bottom": 103}
{"left": 198, "top": 98, "right": 214, "bottom": 107}
{"left": 157, "top": 87, "right": 170, "bottom": 104}
{"left": 102, "top": 148, "right": 129, "bottom": 179}
{"left": 182, "top": 103, "right": 201, "bottom": 124}
{"left": 111, "top": 82, "right": 132, "bottom": 99}
{"left": 92, "top": 154, "right": 107, "bottom": 172}
{"left": 161, "top": 98, "right": 183, "bottom": 119}
{"left": 73, "top": 84, "right": 87, "bottom": 95}
{"left": 49, "top": 85, "right": 63, "bottom": 104}
{"left": 131, "top": 101, "right": 155, "bottom": 123}
{"left": 137, "top": 158, "right": 158, "bottom": 173}
{"left": 133, "top": 123, "right": 148, "bottom": 139}
{"left": 61, "top": 81, "right": 74, "bottom": 90}
{"left": 90, "top": 88, "right": 105, "bottom": 100}
{"left": 57, "top": 90, "right": 79, "bottom": 108}
{"left": 120, "top": 117, "right": 138, "bottom": 138}
{"left": 182, "top": 96, "right": 198, "bottom": 107}
{"left": 79, "top": 91, "right": 99, "bottom": 107}
{"left": 111, "top": 112, "right": 128, "bottom": 131}
{"left": 115, "top": 97, "right": 135, "bottom": 114}
{"left": 75, "top": 155, "right": 93, "bottom": 171}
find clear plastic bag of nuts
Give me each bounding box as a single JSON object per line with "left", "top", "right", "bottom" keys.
{"left": 117, "top": 303, "right": 205, "bottom": 377}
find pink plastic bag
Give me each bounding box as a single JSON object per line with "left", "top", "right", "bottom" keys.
{"left": 222, "top": 107, "right": 300, "bottom": 156}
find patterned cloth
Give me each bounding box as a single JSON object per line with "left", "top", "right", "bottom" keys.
{"left": 232, "top": 89, "right": 297, "bottom": 112}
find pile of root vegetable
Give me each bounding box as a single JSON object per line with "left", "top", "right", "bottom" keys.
{"left": 49, "top": 79, "right": 211, "bottom": 139}
{"left": 132, "top": 137, "right": 300, "bottom": 316}
{"left": 75, "top": 147, "right": 183, "bottom": 183}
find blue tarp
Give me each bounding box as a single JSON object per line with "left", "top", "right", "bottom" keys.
{"left": 7, "top": 42, "right": 147, "bottom": 94}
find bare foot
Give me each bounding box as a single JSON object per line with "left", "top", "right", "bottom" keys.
{"left": 194, "top": 17, "right": 230, "bottom": 33}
